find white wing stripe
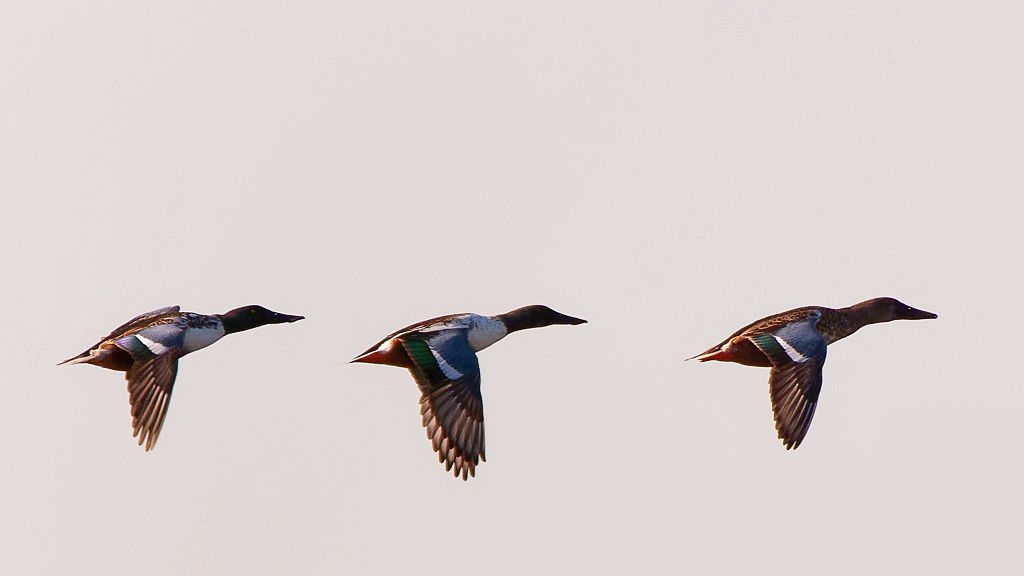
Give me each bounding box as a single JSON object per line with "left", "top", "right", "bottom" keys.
{"left": 430, "top": 349, "right": 464, "bottom": 379}
{"left": 774, "top": 335, "right": 809, "bottom": 362}
{"left": 136, "top": 335, "right": 169, "bottom": 355}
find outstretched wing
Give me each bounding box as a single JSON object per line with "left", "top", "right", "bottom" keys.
{"left": 766, "top": 357, "right": 825, "bottom": 449}
{"left": 125, "top": 353, "right": 180, "bottom": 451}
{"left": 689, "top": 306, "right": 821, "bottom": 360}
{"left": 60, "top": 306, "right": 182, "bottom": 365}
{"left": 354, "top": 313, "right": 469, "bottom": 359}
{"left": 400, "top": 330, "right": 485, "bottom": 480}
{"left": 748, "top": 314, "right": 828, "bottom": 449}
{"left": 106, "top": 306, "right": 181, "bottom": 339}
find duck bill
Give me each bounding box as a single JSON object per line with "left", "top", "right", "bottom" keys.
{"left": 271, "top": 312, "right": 305, "bottom": 324}
{"left": 902, "top": 306, "right": 938, "bottom": 320}
{"left": 556, "top": 313, "right": 587, "bottom": 325}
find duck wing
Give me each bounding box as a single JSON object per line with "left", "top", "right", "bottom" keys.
{"left": 747, "top": 313, "right": 828, "bottom": 449}
{"left": 399, "top": 329, "right": 485, "bottom": 480}
{"left": 126, "top": 353, "right": 180, "bottom": 451}
{"left": 60, "top": 306, "right": 182, "bottom": 365}
{"left": 117, "top": 322, "right": 189, "bottom": 450}
{"left": 354, "top": 313, "right": 469, "bottom": 358}
{"left": 689, "top": 306, "right": 822, "bottom": 359}
{"left": 107, "top": 306, "right": 182, "bottom": 339}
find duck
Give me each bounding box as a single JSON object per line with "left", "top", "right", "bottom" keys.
{"left": 689, "top": 297, "right": 937, "bottom": 449}
{"left": 351, "top": 305, "right": 587, "bottom": 480}
{"left": 60, "top": 305, "right": 304, "bottom": 450}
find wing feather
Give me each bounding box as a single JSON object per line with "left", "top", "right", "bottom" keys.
{"left": 126, "top": 354, "right": 179, "bottom": 451}
{"left": 400, "top": 333, "right": 485, "bottom": 480}
{"left": 765, "top": 350, "right": 825, "bottom": 449}
{"left": 747, "top": 321, "right": 828, "bottom": 450}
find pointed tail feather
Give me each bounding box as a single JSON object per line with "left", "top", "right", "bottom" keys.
{"left": 686, "top": 348, "right": 730, "bottom": 362}
{"left": 58, "top": 351, "right": 94, "bottom": 366}
{"left": 59, "top": 346, "right": 127, "bottom": 368}
{"left": 350, "top": 349, "right": 390, "bottom": 365}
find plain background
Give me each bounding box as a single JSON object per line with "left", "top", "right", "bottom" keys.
{"left": 2, "top": 2, "right": 1021, "bottom": 574}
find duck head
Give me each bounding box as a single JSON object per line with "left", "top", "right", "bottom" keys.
{"left": 497, "top": 305, "right": 587, "bottom": 333}
{"left": 852, "top": 297, "right": 938, "bottom": 324}
{"left": 219, "top": 305, "right": 305, "bottom": 334}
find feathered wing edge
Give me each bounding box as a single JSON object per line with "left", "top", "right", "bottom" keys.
{"left": 401, "top": 337, "right": 485, "bottom": 480}
{"left": 767, "top": 359, "right": 824, "bottom": 449}
{"left": 126, "top": 354, "right": 180, "bottom": 451}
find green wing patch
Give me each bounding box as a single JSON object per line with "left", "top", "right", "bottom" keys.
{"left": 749, "top": 334, "right": 792, "bottom": 366}
{"left": 401, "top": 339, "right": 447, "bottom": 383}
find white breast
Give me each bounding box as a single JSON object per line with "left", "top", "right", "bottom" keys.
{"left": 182, "top": 322, "right": 226, "bottom": 354}
{"left": 466, "top": 315, "right": 508, "bottom": 352}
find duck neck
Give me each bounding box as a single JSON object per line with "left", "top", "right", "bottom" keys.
{"left": 217, "top": 313, "right": 255, "bottom": 335}
{"left": 817, "top": 307, "right": 870, "bottom": 344}
{"left": 494, "top": 311, "right": 534, "bottom": 334}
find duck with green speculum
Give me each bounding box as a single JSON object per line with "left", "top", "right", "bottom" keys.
{"left": 689, "top": 297, "right": 937, "bottom": 449}
{"left": 351, "top": 305, "right": 587, "bottom": 480}
{"left": 60, "top": 305, "right": 304, "bottom": 450}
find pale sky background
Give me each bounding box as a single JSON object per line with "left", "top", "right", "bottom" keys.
{"left": 1, "top": 2, "right": 1021, "bottom": 574}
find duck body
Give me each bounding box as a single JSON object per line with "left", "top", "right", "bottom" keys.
{"left": 61, "top": 305, "right": 304, "bottom": 450}
{"left": 352, "top": 313, "right": 508, "bottom": 368}
{"left": 692, "top": 306, "right": 846, "bottom": 367}
{"left": 352, "top": 305, "right": 586, "bottom": 480}
{"left": 691, "top": 297, "right": 937, "bottom": 449}
{"left": 61, "top": 307, "right": 226, "bottom": 371}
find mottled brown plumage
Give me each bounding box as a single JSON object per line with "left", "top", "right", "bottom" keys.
{"left": 691, "top": 297, "right": 937, "bottom": 449}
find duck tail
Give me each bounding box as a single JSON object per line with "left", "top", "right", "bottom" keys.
{"left": 686, "top": 347, "right": 729, "bottom": 362}
{"left": 58, "top": 346, "right": 110, "bottom": 366}
{"left": 350, "top": 349, "right": 390, "bottom": 365}
{"left": 58, "top": 351, "right": 94, "bottom": 366}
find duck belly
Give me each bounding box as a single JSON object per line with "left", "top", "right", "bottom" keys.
{"left": 182, "top": 324, "right": 226, "bottom": 353}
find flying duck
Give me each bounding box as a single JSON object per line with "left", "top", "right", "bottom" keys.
{"left": 690, "top": 297, "right": 937, "bottom": 449}
{"left": 351, "top": 305, "right": 587, "bottom": 480}
{"left": 60, "top": 305, "right": 304, "bottom": 450}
